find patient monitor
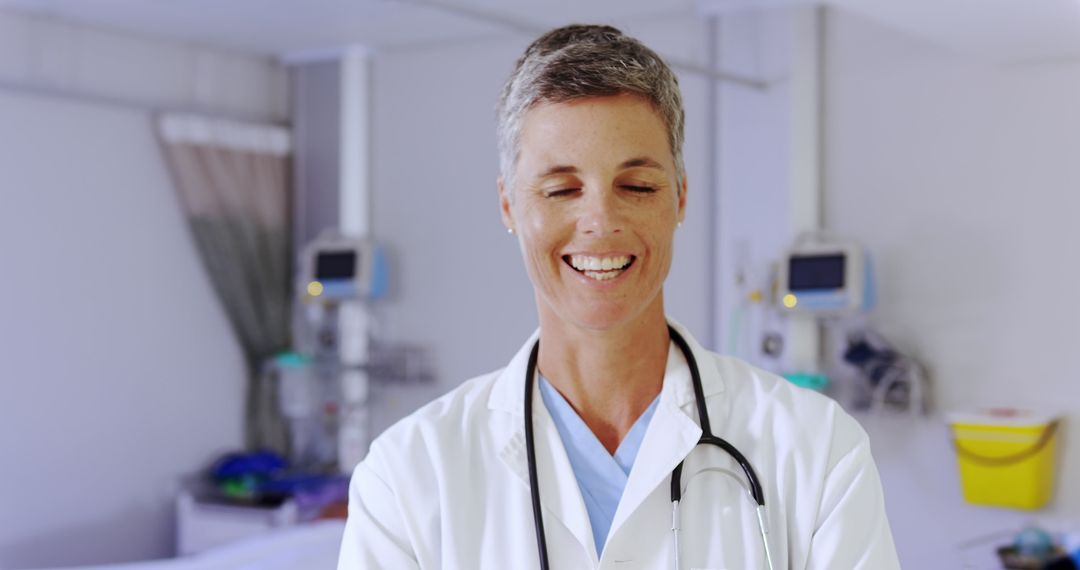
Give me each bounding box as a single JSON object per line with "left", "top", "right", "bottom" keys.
{"left": 299, "top": 233, "right": 387, "bottom": 302}
{"left": 778, "top": 237, "right": 873, "bottom": 315}
{"left": 291, "top": 231, "right": 388, "bottom": 473}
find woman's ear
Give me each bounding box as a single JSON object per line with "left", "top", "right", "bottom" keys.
{"left": 498, "top": 176, "right": 514, "bottom": 233}
{"left": 677, "top": 174, "right": 688, "bottom": 224}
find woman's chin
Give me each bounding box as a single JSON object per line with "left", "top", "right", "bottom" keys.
{"left": 561, "top": 304, "right": 639, "bottom": 333}
{"left": 538, "top": 286, "right": 666, "bottom": 334}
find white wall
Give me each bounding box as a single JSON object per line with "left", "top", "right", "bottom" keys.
{"left": 825, "top": 9, "right": 1080, "bottom": 567}
{"left": 0, "top": 10, "right": 288, "bottom": 568}
{"left": 366, "top": 17, "right": 716, "bottom": 430}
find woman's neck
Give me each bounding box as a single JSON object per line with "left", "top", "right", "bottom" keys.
{"left": 536, "top": 300, "right": 670, "bottom": 454}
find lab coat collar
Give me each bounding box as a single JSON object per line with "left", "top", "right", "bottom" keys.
{"left": 607, "top": 333, "right": 712, "bottom": 544}
{"left": 490, "top": 327, "right": 597, "bottom": 562}
{"left": 606, "top": 320, "right": 728, "bottom": 545}
{"left": 487, "top": 319, "right": 724, "bottom": 562}
{"left": 487, "top": 326, "right": 539, "bottom": 416}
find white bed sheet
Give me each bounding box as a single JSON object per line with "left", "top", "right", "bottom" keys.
{"left": 44, "top": 520, "right": 345, "bottom": 570}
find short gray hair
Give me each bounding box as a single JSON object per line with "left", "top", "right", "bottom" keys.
{"left": 496, "top": 24, "right": 686, "bottom": 190}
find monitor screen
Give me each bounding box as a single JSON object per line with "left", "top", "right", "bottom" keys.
{"left": 316, "top": 251, "right": 358, "bottom": 280}
{"left": 789, "top": 254, "right": 845, "bottom": 290}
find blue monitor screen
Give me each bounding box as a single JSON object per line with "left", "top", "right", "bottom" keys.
{"left": 789, "top": 254, "right": 845, "bottom": 290}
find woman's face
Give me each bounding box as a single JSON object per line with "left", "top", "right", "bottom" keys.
{"left": 499, "top": 94, "right": 687, "bottom": 332}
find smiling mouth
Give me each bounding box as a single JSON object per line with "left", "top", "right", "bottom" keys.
{"left": 562, "top": 254, "right": 636, "bottom": 281}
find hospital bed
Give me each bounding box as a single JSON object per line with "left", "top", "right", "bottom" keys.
{"left": 43, "top": 520, "right": 345, "bottom": 570}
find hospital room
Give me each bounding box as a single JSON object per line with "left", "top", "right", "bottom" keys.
{"left": 2, "top": 0, "right": 1078, "bottom": 568}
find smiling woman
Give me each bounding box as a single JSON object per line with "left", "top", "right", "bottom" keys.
{"left": 337, "top": 24, "right": 901, "bottom": 570}
{"left": 501, "top": 94, "right": 685, "bottom": 342}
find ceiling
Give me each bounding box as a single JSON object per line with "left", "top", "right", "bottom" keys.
{"left": 2, "top": 0, "right": 1080, "bottom": 63}
{"left": 0, "top": 0, "right": 700, "bottom": 59}
{"left": 823, "top": 0, "right": 1080, "bottom": 64}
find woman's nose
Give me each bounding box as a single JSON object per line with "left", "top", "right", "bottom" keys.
{"left": 578, "top": 188, "right": 623, "bottom": 236}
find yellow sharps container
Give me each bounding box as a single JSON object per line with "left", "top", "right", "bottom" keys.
{"left": 948, "top": 409, "right": 1061, "bottom": 510}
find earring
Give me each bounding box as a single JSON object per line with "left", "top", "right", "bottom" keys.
{"left": 677, "top": 222, "right": 682, "bottom": 229}
{"left": 507, "top": 228, "right": 514, "bottom": 235}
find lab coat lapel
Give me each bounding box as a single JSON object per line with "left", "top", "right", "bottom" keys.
{"left": 608, "top": 322, "right": 725, "bottom": 542}
{"left": 490, "top": 330, "right": 599, "bottom": 564}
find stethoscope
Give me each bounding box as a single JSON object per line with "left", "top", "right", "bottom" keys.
{"left": 523, "top": 326, "right": 776, "bottom": 570}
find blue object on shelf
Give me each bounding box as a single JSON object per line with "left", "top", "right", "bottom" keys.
{"left": 783, "top": 372, "right": 829, "bottom": 392}
{"left": 211, "top": 450, "right": 288, "bottom": 480}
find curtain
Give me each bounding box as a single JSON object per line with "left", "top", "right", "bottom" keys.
{"left": 158, "top": 113, "right": 292, "bottom": 453}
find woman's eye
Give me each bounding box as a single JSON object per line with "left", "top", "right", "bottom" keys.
{"left": 545, "top": 188, "right": 580, "bottom": 198}
{"left": 622, "top": 185, "right": 657, "bottom": 193}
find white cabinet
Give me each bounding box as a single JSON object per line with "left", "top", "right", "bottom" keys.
{"left": 176, "top": 491, "right": 299, "bottom": 556}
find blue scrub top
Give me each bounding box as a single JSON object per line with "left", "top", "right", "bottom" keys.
{"left": 538, "top": 375, "right": 660, "bottom": 556}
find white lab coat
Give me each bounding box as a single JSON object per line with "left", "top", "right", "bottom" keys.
{"left": 338, "top": 322, "right": 900, "bottom": 569}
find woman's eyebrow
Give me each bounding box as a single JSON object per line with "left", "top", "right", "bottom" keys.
{"left": 619, "top": 156, "right": 664, "bottom": 170}
{"left": 538, "top": 164, "right": 579, "bottom": 178}
{"left": 537, "top": 157, "right": 663, "bottom": 179}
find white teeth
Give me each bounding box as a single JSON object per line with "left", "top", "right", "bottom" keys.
{"left": 568, "top": 255, "right": 631, "bottom": 272}
{"left": 567, "top": 255, "right": 632, "bottom": 280}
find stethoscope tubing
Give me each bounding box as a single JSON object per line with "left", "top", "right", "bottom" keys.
{"left": 524, "top": 326, "right": 773, "bottom": 570}
{"left": 667, "top": 328, "right": 766, "bottom": 507}
{"left": 523, "top": 340, "right": 550, "bottom": 570}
